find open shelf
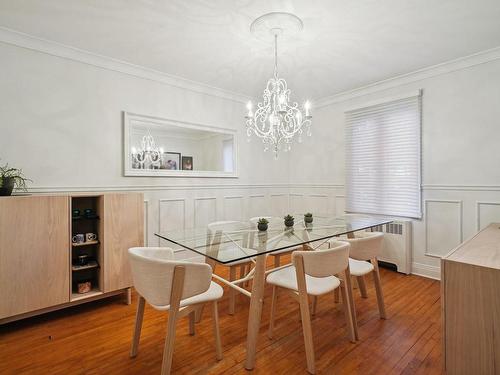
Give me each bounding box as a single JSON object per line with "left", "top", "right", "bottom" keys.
{"left": 72, "top": 240, "right": 99, "bottom": 247}
{"left": 72, "top": 261, "right": 99, "bottom": 272}
{"left": 72, "top": 216, "right": 100, "bottom": 221}
{"left": 71, "top": 288, "right": 103, "bottom": 302}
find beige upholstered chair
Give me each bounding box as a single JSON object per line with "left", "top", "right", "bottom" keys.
{"left": 266, "top": 241, "right": 357, "bottom": 374}
{"left": 207, "top": 221, "right": 257, "bottom": 315}
{"left": 343, "top": 231, "right": 386, "bottom": 319}
{"left": 249, "top": 216, "right": 302, "bottom": 267}
{"left": 128, "top": 247, "right": 223, "bottom": 375}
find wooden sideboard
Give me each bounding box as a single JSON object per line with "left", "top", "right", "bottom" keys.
{"left": 441, "top": 223, "right": 500, "bottom": 375}
{"left": 0, "top": 192, "right": 144, "bottom": 324}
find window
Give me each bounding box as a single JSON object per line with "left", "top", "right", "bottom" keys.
{"left": 345, "top": 92, "right": 422, "bottom": 218}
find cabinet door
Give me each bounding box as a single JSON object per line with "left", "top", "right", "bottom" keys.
{"left": 0, "top": 196, "right": 69, "bottom": 319}
{"left": 103, "top": 193, "right": 144, "bottom": 292}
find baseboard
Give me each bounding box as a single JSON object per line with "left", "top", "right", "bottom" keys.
{"left": 411, "top": 262, "right": 441, "bottom": 280}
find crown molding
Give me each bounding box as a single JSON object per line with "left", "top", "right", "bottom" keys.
{"left": 315, "top": 46, "right": 500, "bottom": 108}
{"left": 0, "top": 27, "right": 251, "bottom": 104}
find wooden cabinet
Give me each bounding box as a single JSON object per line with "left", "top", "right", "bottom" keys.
{"left": 0, "top": 192, "right": 143, "bottom": 323}
{"left": 103, "top": 193, "right": 144, "bottom": 292}
{"left": 0, "top": 196, "right": 69, "bottom": 319}
{"left": 441, "top": 223, "right": 500, "bottom": 375}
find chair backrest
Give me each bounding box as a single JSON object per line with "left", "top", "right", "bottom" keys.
{"left": 292, "top": 240, "right": 350, "bottom": 278}
{"left": 343, "top": 231, "right": 384, "bottom": 260}
{"left": 128, "top": 247, "right": 212, "bottom": 307}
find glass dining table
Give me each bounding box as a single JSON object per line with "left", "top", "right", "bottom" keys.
{"left": 155, "top": 214, "right": 393, "bottom": 370}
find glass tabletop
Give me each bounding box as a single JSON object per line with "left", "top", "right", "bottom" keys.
{"left": 154, "top": 214, "right": 393, "bottom": 264}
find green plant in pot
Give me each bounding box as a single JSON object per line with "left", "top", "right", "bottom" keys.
{"left": 257, "top": 218, "right": 269, "bottom": 232}
{"left": 0, "top": 162, "right": 32, "bottom": 196}
{"left": 284, "top": 214, "right": 295, "bottom": 228}
{"left": 304, "top": 212, "right": 313, "bottom": 224}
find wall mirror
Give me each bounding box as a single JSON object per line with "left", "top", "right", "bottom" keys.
{"left": 123, "top": 112, "right": 238, "bottom": 177}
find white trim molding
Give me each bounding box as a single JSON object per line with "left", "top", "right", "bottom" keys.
{"left": 315, "top": 46, "right": 500, "bottom": 107}
{"left": 411, "top": 262, "right": 441, "bottom": 280}
{"left": 0, "top": 27, "right": 250, "bottom": 104}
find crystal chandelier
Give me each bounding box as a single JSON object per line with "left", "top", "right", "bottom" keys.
{"left": 245, "top": 12, "right": 312, "bottom": 158}
{"left": 131, "top": 130, "right": 163, "bottom": 168}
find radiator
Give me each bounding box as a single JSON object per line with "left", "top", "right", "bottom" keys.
{"left": 368, "top": 219, "right": 412, "bottom": 274}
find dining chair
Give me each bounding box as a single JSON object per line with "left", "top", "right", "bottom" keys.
{"left": 342, "top": 231, "right": 386, "bottom": 319}
{"left": 128, "top": 247, "right": 223, "bottom": 375}
{"left": 266, "top": 240, "right": 357, "bottom": 374}
{"left": 207, "top": 221, "right": 257, "bottom": 315}
{"left": 249, "top": 216, "right": 304, "bottom": 268}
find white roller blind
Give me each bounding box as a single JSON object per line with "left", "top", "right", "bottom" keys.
{"left": 345, "top": 93, "right": 422, "bottom": 218}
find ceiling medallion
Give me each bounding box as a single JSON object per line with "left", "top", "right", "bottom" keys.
{"left": 245, "top": 12, "right": 312, "bottom": 158}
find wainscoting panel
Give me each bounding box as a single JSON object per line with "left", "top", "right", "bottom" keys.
{"left": 424, "top": 200, "right": 463, "bottom": 257}
{"left": 143, "top": 200, "right": 149, "bottom": 246}
{"left": 308, "top": 194, "right": 330, "bottom": 216}
{"left": 289, "top": 194, "right": 305, "bottom": 214}
{"left": 476, "top": 201, "right": 500, "bottom": 230}
{"left": 194, "top": 197, "right": 217, "bottom": 228}
{"left": 335, "top": 195, "right": 346, "bottom": 216}
{"left": 248, "top": 195, "right": 267, "bottom": 219}
{"left": 158, "top": 198, "right": 186, "bottom": 248}
{"left": 271, "top": 194, "right": 288, "bottom": 217}
{"left": 223, "top": 196, "right": 245, "bottom": 221}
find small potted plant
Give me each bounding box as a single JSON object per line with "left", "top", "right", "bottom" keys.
{"left": 257, "top": 218, "right": 269, "bottom": 232}
{"left": 304, "top": 212, "right": 313, "bottom": 224}
{"left": 284, "top": 214, "right": 295, "bottom": 228}
{"left": 0, "top": 162, "right": 31, "bottom": 196}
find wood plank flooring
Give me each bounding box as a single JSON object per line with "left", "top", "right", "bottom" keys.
{"left": 0, "top": 258, "right": 443, "bottom": 374}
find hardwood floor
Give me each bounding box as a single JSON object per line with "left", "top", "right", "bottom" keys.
{"left": 0, "top": 258, "right": 443, "bottom": 374}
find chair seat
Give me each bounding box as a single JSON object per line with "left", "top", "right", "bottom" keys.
{"left": 349, "top": 258, "right": 374, "bottom": 276}
{"left": 152, "top": 281, "right": 223, "bottom": 311}
{"left": 266, "top": 265, "right": 341, "bottom": 296}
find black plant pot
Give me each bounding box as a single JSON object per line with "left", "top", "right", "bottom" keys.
{"left": 284, "top": 220, "right": 294, "bottom": 228}
{"left": 304, "top": 216, "right": 313, "bottom": 224}
{"left": 257, "top": 223, "right": 268, "bottom": 232}
{"left": 0, "top": 177, "right": 14, "bottom": 196}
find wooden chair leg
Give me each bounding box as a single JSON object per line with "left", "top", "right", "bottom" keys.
{"left": 268, "top": 286, "right": 278, "bottom": 339}
{"left": 334, "top": 288, "right": 340, "bottom": 303}
{"left": 188, "top": 311, "right": 195, "bottom": 336}
{"left": 339, "top": 282, "right": 356, "bottom": 343}
{"left": 130, "top": 295, "right": 145, "bottom": 358}
{"left": 274, "top": 254, "right": 281, "bottom": 268}
{"left": 357, "top": 275, "right": 368, "bottom": 298}
{"left": 161, "top": 266, "right": 185, "bottom": 375}
{"left": 229, "top": 266, "right": 237, "bottom": 315}
{"left": 311, "top": 296, "right": 318, "bottom": 317}
{"left": 212, "top": 301, "right": 223, "bottom": 360}
{"left": 295, "top": 255, "right": 316, "bottom": 374}
{"left": 126, "top": 287, "right": 132, "bottom": 305}
{"left": 372, "top": 259, "right": 387, "bottom": 319}
{"left": 194, "top": 306, "right": 204, "bottom": 323}
{"left": 345, "top": 269, "right": 359, "bottom": 340}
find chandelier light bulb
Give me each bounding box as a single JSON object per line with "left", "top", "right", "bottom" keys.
{"left": 131, "top": 146, "right": 137, "bottom": 154}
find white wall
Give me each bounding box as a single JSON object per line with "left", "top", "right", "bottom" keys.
{"left": 0, "top": 39, "right": 293, "bottom": 255}
{"left": 2, "top": 30, "right": 500, "bottom": 276}
{"left": 289, "top": 54, "right": 500, "bottom": 279}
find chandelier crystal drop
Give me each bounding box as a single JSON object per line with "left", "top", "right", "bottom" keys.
{"left": 131, "top": 130, "right": 163, "bottom": 168}
{"left": 245, "top": 15, "right": 312, "bottom": 158}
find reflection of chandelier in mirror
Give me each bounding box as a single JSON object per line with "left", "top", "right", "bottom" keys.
{"left": 131, "top": 130, "right": 163, "bottom": 167}
{"left": 245, "top": 12, "right": 312, "bottom": 158}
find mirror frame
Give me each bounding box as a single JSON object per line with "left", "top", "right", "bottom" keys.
{"left": 123, "top": 112, "right": 238, "bottom": 178}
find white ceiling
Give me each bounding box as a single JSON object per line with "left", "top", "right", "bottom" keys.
{"left": 1, "top": 0, "right": 500, "bottom": 101}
